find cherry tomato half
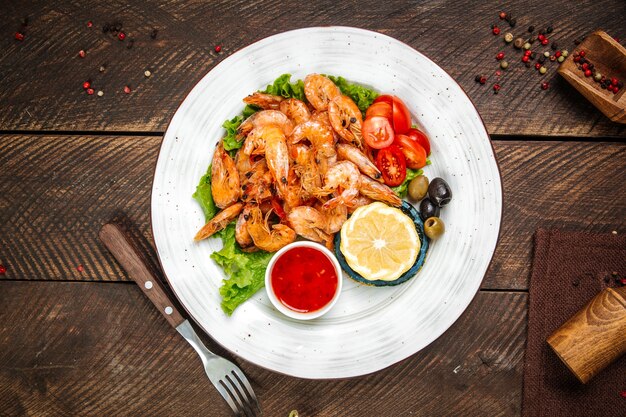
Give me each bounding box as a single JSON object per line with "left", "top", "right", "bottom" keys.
{"left": 373, "top": 95, "right": 412, "bottom": 134}
{"left": 375, "top": 145, "right": 406, "bottom": 186}
{"left": 394, "top": 134, "right": 427, "bottom": 169}
{"left": 362, "top": 116, "right": 395, "bottom": 149}
{"left": 365, "top": 102, "right": 393, "bottom": 121}
{"left": 406, "top": 128, "right": 431, "bottom": 156}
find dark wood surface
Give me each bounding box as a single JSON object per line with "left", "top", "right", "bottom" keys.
{"left": 1, "top": 0, "right": 626, "bottom": 416}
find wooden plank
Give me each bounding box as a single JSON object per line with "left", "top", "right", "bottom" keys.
{"left": 1, "top": 135, "right": 624, "bottom": 289}
{"left": 0, "top": 281, "right": 526, "bottom": 416}
{"left": 0, "top": 1, "right": 625, "bottom": 137}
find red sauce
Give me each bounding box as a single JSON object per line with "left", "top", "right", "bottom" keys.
{"left": 271, "top": 247, "right": 338, "bottom": 313}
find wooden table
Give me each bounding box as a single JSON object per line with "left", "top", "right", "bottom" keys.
{"left": 1, "top": 1, "right": 624, "bottom": 416}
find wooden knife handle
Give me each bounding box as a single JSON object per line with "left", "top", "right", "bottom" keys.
{"left": 99, "top": 223, "right": 185, "bottom": 328}
{"left": 547, "top": 286, "right": 626, "bottom": 384}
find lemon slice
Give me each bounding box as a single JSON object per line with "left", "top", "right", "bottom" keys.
{"left": 340, "top": 202, "right": 420, "bottom": 281}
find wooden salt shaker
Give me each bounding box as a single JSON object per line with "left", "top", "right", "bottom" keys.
{"left": 547, "top": 286, "right": 626, "bottom": 383}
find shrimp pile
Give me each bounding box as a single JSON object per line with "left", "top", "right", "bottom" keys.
{"left": 194, "top": 74, "right": 402, "bottom": 251}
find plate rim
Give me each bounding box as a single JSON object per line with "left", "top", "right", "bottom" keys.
{"left": 150, "top": 25, "right": 504, "bottom": 379}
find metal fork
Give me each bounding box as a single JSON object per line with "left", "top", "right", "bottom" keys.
{"left": 99, "top": 223, "right": 262, "bottom": 416}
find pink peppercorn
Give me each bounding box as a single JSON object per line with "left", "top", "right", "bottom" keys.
{"left": 584, "top": 69, "right": 592, "bottom": 77}
{"left": 522, "top": 55, "right": 530, "bottom": 63}
{"left": 124, "top": 85, "right": 131, "bottom": 94}
{"left": 86, "top": 88, "right": 94, "bottom": 95}
{"left": 496, "top": 52, "right": 505, "bottom": 60}
{"left": 78, "top": 49, "right": 86, "bottom": 58}
{"left": 555, "top": 51, "right": 561, "bottom": 58}
{"left": 493, "top": 83, "right": 501, "bottom": 93}
{"left": 579, "top": 50, "right": 586, "bottom": 57}
{"left": 87, "top": 21, "right": 93, "bottom": 28}
{"left": 541, "top": 38, "right": 549, "bottom": 45}
{"left": 611, "top": 77, "right": 618, "bottom": 86}
{"left": 535, "top": 63, "right": 541, "bottom": 70}
{"left": 0, "top": 264, "right": 6, "bottom": 275}
{"left": 14, "top": 32, "right": 25, "bottom": 41}
{"left": 214, "top": 44, "right": 222, "bottom": 53}
{"left": 492, "top": 27, "right": 501, "bottom": 35}
{"left": 541, "top": 82, "right": 549, "bottom": 90}
{"left": 118, "top": 32, "right": 126, "bottom": 41}
{"left": 83, "top": 81, "right": 91, "bottom": 89}
{"left": 77, "top": 264, "right": 84, "bottom": 272}
{"left": 525, "top": 50, "right": 532, "bottom": 56}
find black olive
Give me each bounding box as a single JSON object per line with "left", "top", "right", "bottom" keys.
{"left": 428, "top": 177, "right": 452, "bottom": 207}
{"left": 419, "top": 197, "right": 440, "bottom": 221}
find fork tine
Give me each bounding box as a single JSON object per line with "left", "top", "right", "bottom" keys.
{"left": 221, "top": 377, "right": 250, "bottom": 416}
{"left": 214, "top": 380, "right": 242, "bottom": 416}
{"left": 231, "top": 369, "right": 261, "bottom": 414}
{"left": 224, "top": 374, "right": 256, "bottom": 417}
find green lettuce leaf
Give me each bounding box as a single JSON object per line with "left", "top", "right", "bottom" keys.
{"left": 263, "top": 74, "right": 306, "bottom": 101}
{"left": 222, "top": 115, "right": 245, "bottom": 151}
{"left": 391, "top": 168, "right": 423, "bottom": 198}
{"left": 327, "top": 75, "right": 379, "bottom": 113}
{"left": 211, "top": 224, "right": 274, "bottom": 315}
{"left": 192, "top": 164, "right": 218, "bottom": 221}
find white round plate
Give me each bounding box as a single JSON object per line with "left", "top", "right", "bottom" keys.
{"left": 152, "top": 27, "right": 502, "bottom": 379}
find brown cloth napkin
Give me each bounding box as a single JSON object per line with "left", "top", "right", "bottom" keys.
{"left": 522, "top": 229, "right": 626, "bottom": 417}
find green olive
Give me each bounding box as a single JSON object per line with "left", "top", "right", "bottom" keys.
{"left": 424, "top": 217, "right": 445, "bottom": 239}
{"left": 408, "top": 175, "right": 429, "bottom": 201}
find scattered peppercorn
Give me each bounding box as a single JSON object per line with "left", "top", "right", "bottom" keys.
{"left": 594, "top": 73, "right": 602, "bottom": 81}
{"left": 118, "top": 31, "right": 126, "bottom": 41}
{"left": 541, "top": 81, "right": 549, "bottom": 90}
{"left": 538, "top": 56, "right": 546, "bottom": 64}
{"left": 0, "top": 264, "right": 6, "bottom": 275}
{"left": 584, "top": 69, "right": 592, "bottom": 77}
{"left": 215, "top": 44, "right": 222, "bottom": 53}
{"left": 77, "top": 265, "right": 84, "bottom": 272}
{"left": 99, "top": 64, "right": 106, "bottom": 73}
{"left": 144, "top": 70, "right": 152, "bottom": 77}
{"left": 500, "top": 60, "right": 509, "bottom": 69}
{"left": 87, "top": 21, "right": 93, "bottom": 28}
{"left": 522, "top": 55, "right": 530, "bottom": 63}
{"left": 544, "top": 51, "right": 550, "bottom": 57}
{"left": 525, "top": 62, "right": 532, "bottom": 68}
{"left": 493, "top": 83, "right": 501, "bottom": 93}
{"left": 496, "top": 52, "right": 505, "bottom": 60}
{"left": 499, "top": 11, "right": 507, "bottom": 19}
{"left": 557, "top": 56, "right": 565, "bottom": 63}
{"left": 86, "top": 88, "right": 94, "bottom": 95}
{"left": 535, "top": 63, "right": 541, "bottom": 70}
{"left": 541, "top": 38, "right": 549, "bottom": 46}
{"left": 124, "top": 85, "right": 131, "bottom": 94}
{"left": 97, "top": 90, "right": 104, "bottom": 97}
{"left": 551, "top": 42, "right": 559, "bottom": 50}
{"left": 150, "top": 28, "right": 158, "bottom": 39}
{"left": 524, "top": 42, "right": 531, "bottom": 50}
{"left": 546, "top": 26, "right": 553, "bottom": 33}
{"left": 528, "top": 25, "right": 535, "bottom": 33}
{"left": 83, "top": 81, "right": 91, "bottom": 89}
{"left": 504, "top": 32, "right": 513, "bottom": 43}
{"left": 508, "top": 18, "right": 516, "bottom": 27}
{"left": 78, "top": 49, "right": 86, "bottom": 58}
{"left": 539, "top": 66, "right": 547, "bottom": 74}
{"left": 550, "top": 55, "right": 556, "bottom": 62}
{"left": 495, "top": 70, "right": 502, "bottom": 76}
{"left": 492, "top": 26, "right": 501, "bottom": 35}
{"left": 14, "top": 32, "right": 25, "bottom": 41}
{"left": 561, "top": 50, "right": 569, "bottom": 57}
{"left": 514, "top": 38, "right": 524, "bottom": 49}
{"left": 579, "top": 50, "right": 586, "bottom": 57}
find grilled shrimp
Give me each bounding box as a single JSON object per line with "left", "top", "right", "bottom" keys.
{"left": 320, "top": 204, "right": 348, "bottom": 234}
{"left": 263, "top": 125, "right": 290, "bottom": 198}
{"left": 243, "top": 92, "right": 283, "bottom": 110}
{"left": 211, "top": 142, "right": 241, "bottom": 208}
{"left": 241, "top": 159, "right": 273, "bottom": 203}
{"left": 279, "top": 98, "right": 311, "bottom": 125}
{"left": 238, "top": 110, "right": 294, "bottom": 138}
{"left": 291, "top": 143, "right": 322, "bottom": 195}
{"left": 287, "top": 206, "right": 331, "bottom": 245}
{"left": 359, "top": 175, "right": 402, "bottom": 207}
{"left": 304, "top": 74, "right": 341, "bottom": 111}
{"left": 347, "top": 195, "right": 375, "bottom": 213}
{"left": 316, "top": 161, "right": 361, "bottom": 209}
{"left": 235, "top": 204, "right": 257, "bottom": 250}
{"left": 247, "top": 206, "right": 296, "bottom": 252}
{"left": 328, "top": 95, "right": 363, "bottom": 147}
{"left": 290, "top": 120, "right": 337, "bottom": 174}
{"left": 336, "top": 143, "right": 382, "bottom": 182}
{"left": 194, "top": 202, "right": 243, "bottom": 241}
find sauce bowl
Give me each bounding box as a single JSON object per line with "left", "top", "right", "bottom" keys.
{"left": 265, "top": 241, "right": 342, "bottom": 320}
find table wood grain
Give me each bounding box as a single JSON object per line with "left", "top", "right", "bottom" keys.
{"left": 1, "top": 0, "right": 625, "bottom": 416}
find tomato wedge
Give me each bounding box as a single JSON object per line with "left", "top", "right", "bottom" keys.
{"left": 365, "top": 102, "right": 393, "bottom": 121}
{"left": 373, "top": 95, "right": 412, "bottom": 134}
{"left": 394, "top": 134, "right": 427, "bottom": 169}
{"left": 406, "top": 128, "right": 431, "bottom": 156}
{"left": 375, "top": 145, "right": 406, "bottom": 186}
{"left": 362, "top": 116, "right": 395, "bottom": 149}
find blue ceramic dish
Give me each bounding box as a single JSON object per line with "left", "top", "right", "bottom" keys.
{"left": 334, "top": 201, "right": 430, "bottom": 286}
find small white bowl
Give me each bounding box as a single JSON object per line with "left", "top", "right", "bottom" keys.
{"left": 265, "top": 241, "right": 343, "bottom": 320}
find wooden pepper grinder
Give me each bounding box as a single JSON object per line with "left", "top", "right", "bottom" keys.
{"left": 547, "top": 286, "right": 626, "bottom": 384}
